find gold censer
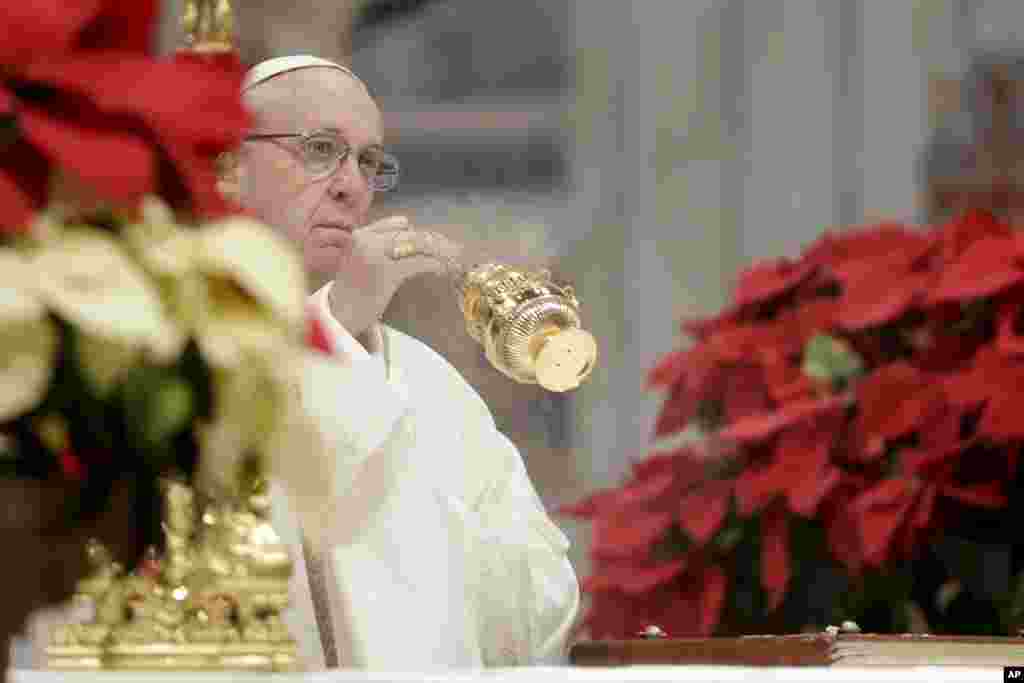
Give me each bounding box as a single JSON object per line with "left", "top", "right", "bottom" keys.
{"left": 456, "top": 263, "right": 597, "bottom": 392}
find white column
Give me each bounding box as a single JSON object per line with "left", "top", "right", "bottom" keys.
{"left": 859, "top": 1, "right": 931, "bottom": 223}
{"left": 739, "top": 0, "right": 840, "bottom": 261}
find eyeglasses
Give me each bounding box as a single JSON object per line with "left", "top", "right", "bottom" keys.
{"left": 244, "top": 129, "right": 400, "bottom": 191}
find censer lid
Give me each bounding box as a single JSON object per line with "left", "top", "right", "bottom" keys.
{"left": 534, "top": 328, "right": 597, "bottom": 392}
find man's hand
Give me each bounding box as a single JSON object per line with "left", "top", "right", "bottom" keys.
{"left": 328, "top": 215, "right": 462, "bottom": 340}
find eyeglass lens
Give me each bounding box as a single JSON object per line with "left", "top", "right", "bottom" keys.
{"left": 301, "top": 133, "right": 399, "bottom": 190}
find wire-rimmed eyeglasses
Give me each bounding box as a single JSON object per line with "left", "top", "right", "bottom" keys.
{"left": 244, "top": 129, "right": 400, "bottom": 191}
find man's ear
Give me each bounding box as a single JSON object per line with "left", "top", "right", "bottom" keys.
{"left": 216, "top": 150, "right": 244, "bottom": 201}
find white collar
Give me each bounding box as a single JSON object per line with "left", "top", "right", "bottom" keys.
{"left": 309, "top": 283, "right": 388, "bottom": 380}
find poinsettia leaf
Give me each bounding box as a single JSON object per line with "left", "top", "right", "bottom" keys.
{"left": 719, "top": 396, "right": 843, "bottom": 444}
{"left": 940, "top": 209, "right": 1012, "bottom": 262}
{"left": 854, "top": 478, "right": 918, "bottom": 566}
{"left": 979, "top": 389, "right": 1024, "bottom": 441}
{"left": 591, "top": 510, "right": 675, "bottom": 560}
{"left": 911, "top": 483, "right": 938, "bottom": 530}
{"left": 788, "top": 465, "right": 841, "bottom": 517}
{"left": 941, "top": 482, "right": 1007, "bottom": 508}
{"left": 855, "top": 362, "right": 945, "bottom": 446}
{"left": 932, "top": 236, "right": 1024, "bottom": 303}
{"left": 654, "top": 381, "right": 699, "bottom": 437}
{"left": 0, "top": 142, "right": 49, "bottom": 234}
{"left": 76, "top": 0, "right": 158, "bottom": 53}
{"left": 647, "top": 348, "right": 691, "bottom": 389}
{"left": 700, "top": 564, "right": 728, "bottom": 635}
{"left": 557, "top": 488, "right": 617, "bottom": 519}
{"left": 761, "top": 502, "right": 791, "bottom": 611}
{"left": 837, "top": 271, "right": 931, "bottom": 331}
{"left": 0, "top": 0, "right": 102, "bottom": 63}
{"left": 734, "top": 462, "right": 782, "bottom": 517}
{"left": 995, "top": 303, "right": 1024, "bottom": 357}
{"left": 18, "top": 103, "right": 155, "bottom": 204}
{"left": 732, "top": 259, "right": 815, "bottom": 308}
{"left": 679, "top": 484, "right": 731, "bottom": 545}
{"left": 583, "top": 558, "right": 688, "bottom": 595}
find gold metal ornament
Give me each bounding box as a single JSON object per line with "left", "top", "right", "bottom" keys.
{"left": 390, "top": 231, "right": 597, "bottom": 392}
{"left": 456, "top": 263, "right": 597, "bottom": 392}
{"left": 46, "top": 478, "right": 298, "bottom": 671}
{"left": 182, "top": 0, "right": 235, "bottom": 53}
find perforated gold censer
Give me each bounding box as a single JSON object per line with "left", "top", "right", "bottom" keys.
{"left": 456, "top": 263, "right": 597, "bottom": 392}
{"left": 391, "top": 232, "right": 598, "bottom": 392}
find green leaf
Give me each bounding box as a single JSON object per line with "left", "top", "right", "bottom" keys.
{"left": 121, "top": 366, "right": 195, "bottom": 449}
{"left": 144, "top": 376, "right": 193, "bottom": 445}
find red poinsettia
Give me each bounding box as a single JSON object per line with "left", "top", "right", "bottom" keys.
{"left": 564, "top": 209, "right": 1024, "bottom": 638}
{"left": 0, "top": 0, "right": 250, "bottom": 234}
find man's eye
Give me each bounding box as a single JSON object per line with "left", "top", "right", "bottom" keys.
{"left": 359, "top": 154, "right": 383, "bottom": 174}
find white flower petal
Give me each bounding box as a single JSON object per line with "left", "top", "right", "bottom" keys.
{"left": 197, "top": 217, "right": 307, "bottom": 328}
{"left": 0, "top": 315, "right": 58, "bottom": 422}
{"left": 197, "top": 355, "right": 291, "bottom": 496}
{"left": 33, "top": 229, "right": 172, "bottom": 349}
{"left": 76, "top": 334, "right": 142, "bottom": 397}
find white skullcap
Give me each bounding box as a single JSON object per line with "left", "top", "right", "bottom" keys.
{"left": 242, "top": 54, "right": 368, "bottom": 93}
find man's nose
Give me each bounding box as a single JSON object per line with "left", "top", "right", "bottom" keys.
{"left": 327, "top": 153, "right": 370, "bottom": 202}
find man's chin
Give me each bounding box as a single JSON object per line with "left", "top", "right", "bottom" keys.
{"left": 306, "top": 245, "right": 348, "bottom": 279}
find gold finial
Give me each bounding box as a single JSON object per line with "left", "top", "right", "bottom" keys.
{"left": 182, "top": 0, "right": 235, "bottom": 53}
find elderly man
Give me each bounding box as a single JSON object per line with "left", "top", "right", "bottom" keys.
{"left": 229, "top": 55, "right": 579, "bottom": 670}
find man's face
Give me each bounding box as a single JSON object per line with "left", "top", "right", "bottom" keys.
{"left": 238, "top": 68, "right": 383, "bottom": 279}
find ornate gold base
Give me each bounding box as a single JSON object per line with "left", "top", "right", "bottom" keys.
{"left": 46, "top": 478, "right": 302, "bottom": 672}
{"left": 47, "top": 641, "right": 298, "bottom": 672}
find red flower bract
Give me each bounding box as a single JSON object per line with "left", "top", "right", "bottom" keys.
{"left": 0, "top": 0, "right": 250, "bottom": 233}
{"left": 564, "top": 211, "right": 1020, "bottom": 638}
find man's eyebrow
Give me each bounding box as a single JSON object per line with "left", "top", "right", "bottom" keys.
{"left": 319, "top": 127, "right": 384, "bottom": 148}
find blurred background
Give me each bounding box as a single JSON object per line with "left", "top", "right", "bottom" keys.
{"left": 158, "top": 0, "right": 1024, "bottom": 579}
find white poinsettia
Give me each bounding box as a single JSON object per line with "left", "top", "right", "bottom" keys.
{"left": 122, "top": 197, "right": 208, "bottom": 362}
{"left": 195, "top": 349, "right": 297, "bottom": 497}
{"left": 193, "top": 216, "right": 307, "bottom": 368}
{"left": 33, "top": 227, "right": 172, "bottom": 348}
{"left": 0, "top": 250, "right": 58, "bottom": 421}
{"left": 31, "top": 227, "right": 177, "bottom": 391}
{"left": 123, "top": 197, "right": 196, "bottom": 277}
{"left": 196, "top": 345, "right": 335, "bottom": 549}
{"left": 197, "top": 216, "right": 306, "bottom": 328}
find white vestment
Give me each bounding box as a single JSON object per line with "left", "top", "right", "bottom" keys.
{"left": 270, "top": 283, "right": 580, "bottom": 670}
